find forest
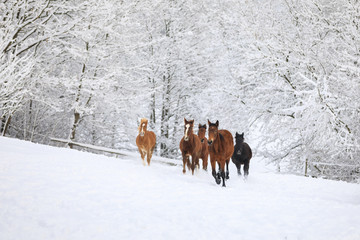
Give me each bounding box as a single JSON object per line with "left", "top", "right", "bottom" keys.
{"left": 1, "top": 0, "right": 359, "bottom": 182}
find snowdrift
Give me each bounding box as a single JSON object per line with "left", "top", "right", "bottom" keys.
{"left": 1, "top": 136, "right": 359, "bottom": 240}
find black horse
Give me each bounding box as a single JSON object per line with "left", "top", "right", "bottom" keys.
{"left": 231, "top": 132, "right": 252, "bottom": 178}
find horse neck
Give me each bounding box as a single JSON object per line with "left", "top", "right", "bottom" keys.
{"left": 212, "top": 133, "right": 223, "bottom": 153}
{"left": 188, "top": 131, "right": 195, "bottom": 142}
{"left": 139, "top": 129, "right": 148, "bottom": 137}
{"left": 236, "top": 142, "right": 243, "bottom": 151}
{"left": 184, "top": 132, "right": 196, "bottom": 148}
{"left": 198, "top": 131, "right": 205, "bottom": 140}
{"left": 236, "top": 140, "right": 244, "bottom": 147}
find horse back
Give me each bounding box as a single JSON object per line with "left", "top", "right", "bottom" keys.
{"left": 219, "top": 130, "right": 234, "bottom": 159}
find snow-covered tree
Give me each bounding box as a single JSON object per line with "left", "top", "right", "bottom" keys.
{"left": 229, "top": 0, "right": 360, "bottom": 181}
{"left": 2, "top": 0, "right": 359, "bottom": 182}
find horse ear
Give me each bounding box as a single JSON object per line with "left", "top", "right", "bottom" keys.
{"left": 241, "top": 132, "right": 244, "bottom": 137}
{"left": 216, "top": 120, "right": 219, "bottom": 127}
{"left": 203, "top": 124, "right": 207, "bottom": 129}
{"left": 207, "top": 119, "right": 211, "bottom": 125}
{"left": 184, "top": 118, "right": 187, "bottom": 124}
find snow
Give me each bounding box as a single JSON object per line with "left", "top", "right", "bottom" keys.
{"left": 1, "top": 136, "right": 360, "bottom": 240}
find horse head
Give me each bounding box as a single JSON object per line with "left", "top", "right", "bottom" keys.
{"left": 138, "top": 118, "right": 148, "bottom": 136}
{"left": 207, "top": 120, "right": 219, "bottom": 146}
{"left": 183, "top": 118, "right": 194, "bottom": 141}
{"left": 198, "top": 124, "right": 207, "bottom": 143}
{"left": 235, "top": 132, "right": 245, "bottom": 154}
{"left": 235, "top": 132, "right": 244, "bottom": 144}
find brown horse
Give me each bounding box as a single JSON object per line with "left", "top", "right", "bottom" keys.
{"left": 179, "top": 118, "right": 202, "bottom": 175}
{"left": 197, "top": 124, "right": 209, "bottom": 171}
{"left": 207, "top": 120, "right": 234, "bottom": 187}
{"left": 136, "top": 118, "right": 156, "bottom": 166}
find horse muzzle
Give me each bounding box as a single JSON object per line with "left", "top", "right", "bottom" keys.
{"left": 140, "top": 132, "right": 145, "bottom": 137}
{"left": 207, "top": 140, "right": 213, "bottom": 145}
{"left": 184, "top": 137, "right": 189, "bottom": 141}
{"left": 201, "top": 139, "right": 204, "bottom": 143}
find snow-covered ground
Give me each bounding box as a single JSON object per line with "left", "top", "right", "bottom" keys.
{"left": 1, "top": 136, "right": 360, "bottom": 240}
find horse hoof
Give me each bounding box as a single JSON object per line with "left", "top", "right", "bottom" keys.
{"left": 215, "top": 178, "right": 221, "bottom": 185}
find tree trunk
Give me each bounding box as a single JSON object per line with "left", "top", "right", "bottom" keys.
{"left": 160, "top": 75, "right": 170, "bottom": 156}
{"left": 1, "top": 115, "right": 11, "bottom": 136}
{"left": 69, "top": 38, "right": 89, "bottom": 148}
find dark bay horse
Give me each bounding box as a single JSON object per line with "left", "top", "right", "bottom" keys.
{"left": 197, "top": 124, "right": 209, "bottom": 171}
{"left": 136, "top": 118, "right": 156, "bottom": 166}
{"left": 179, "top": 118, "right": 202, "bottom": 175}
{"left": 207, "top": 120, "right": 234, "bottom": 187}
{"left": 232, "top": 132, "right": 252, "bottom": 178}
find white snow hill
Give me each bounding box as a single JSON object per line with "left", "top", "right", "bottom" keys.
{"left": 1, "top": 136, "right": 360, "bottom": 240}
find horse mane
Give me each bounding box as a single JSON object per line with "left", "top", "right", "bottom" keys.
{"left": 219, "top": 133, "right": 224, "bottom": 142}
{"left": 138, "top": 118, "right": 148, "bottom": 131}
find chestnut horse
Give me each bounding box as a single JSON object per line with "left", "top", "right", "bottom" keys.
{"left": 179, "top": 118, "right": 202, "bottom": 175}
{"left": 197, "top": 124, "right": 209, "bottom": 171}
{"left": 136, "top": 118, "right": 156, "bottom": 166}
{"left": 207, "top": 120, "right": 234, "bottom": 187}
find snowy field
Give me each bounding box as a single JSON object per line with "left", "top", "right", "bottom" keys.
{"left": 1, "top": 136, "right": 360, "bottom": 240}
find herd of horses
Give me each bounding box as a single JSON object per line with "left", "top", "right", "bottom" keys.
{"left": 136, "top": 118, "right": 252, "bottom": 187}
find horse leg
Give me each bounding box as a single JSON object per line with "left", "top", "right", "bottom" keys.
{"left": 244, "top": 159, "right": 250, "bottom": 178}
{"left": 235, "top": 161, "right": 241, "bottom": 176}
{"left": 203, "top": 155, "right": 208, "bottom": 171}
{"left": 148, "top": 147, "right": 155, "bottom": 165}
{"left": 191, "top": 155, "right": 195, "bottom": 175}
{"left": 192, "top": 155, "right": 199, "bottom": 173}
{"left": 211, "top": 159, "right": 221, "bottom": 185}
{"left": 182, "top": 153, "right": 187, "bottom": 174}
{"left": 140, "top": 149, "right": 147, "bottom": 166}
{"left": 146, "top": 149, "right": 152, "bottom": 166}
{"left": 225, "top": 159, "right": 230, "bottom": 180}
{"left": 195, "top": 155, "right": 200, "bottom": 171}
{"left": 138, "top": 146, "right": 145, "bottom": 164}
{"left": 216, "top": 162, "right": 221, "bottom": 179}
{"left": 143, "top": 151, "right": 148, "bottom": 166}
{"left": 219, "top": 160, "right": 226, "bottom": 187}
{"left": 186, "top": 155, "right": 194, "bottom": 174}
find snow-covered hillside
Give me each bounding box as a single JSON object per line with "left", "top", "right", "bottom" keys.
{"left": 1, "top": 136, "right": 359, "bottom": 240}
